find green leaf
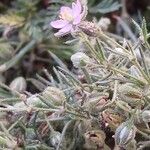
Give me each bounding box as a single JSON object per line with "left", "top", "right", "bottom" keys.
{"left": 49, "top": 52, "right": 68, "bottom": 70}
{"left": 142, "top": 18, "right": 148, "bottom": 40}
{"left": 89, "top": 0, "right": 122, "bottom": 14}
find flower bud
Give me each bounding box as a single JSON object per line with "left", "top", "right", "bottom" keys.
{"left": 142, "top": 110, "right": 150, "bottom": 123}
{"left": 98, "top": 17, "right": 110, "bottom": 31}
{"left": 42, "top": 86, "right": 66, "bottom": 106}
{"left": 49, "top": 131, "right": 61, "bottom": 148}
{"left": 79, "top": 21, "right": 101, "bottom": 37}
{"left": 0, "top": 41, "right": 13, "bottom": 60}
{"left": 14, "top": 95, "right": 46, "bottom": 108}
{"left": 25, "top": 128, "right": 36, "bottom": 140}
{"left": 115, "top": 121, "right": 136, "bottom": 147}
{"left": 26, "top": 95, "right": 46, "bottom": 107}
{"left": 71, "top": 52, "right": 90, "bottom": 68}
{"left": 9, "top": 76, "right": 27, "bottom": 93}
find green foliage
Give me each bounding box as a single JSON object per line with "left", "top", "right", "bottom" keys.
{"left": 89, "top": 0, "right": 122, "bottom": 14}
{"left": 0, "top": 0, "right": 150, "bottom": 149}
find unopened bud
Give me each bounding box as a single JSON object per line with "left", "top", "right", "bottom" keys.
{"left": 71, "top": 52, "right": 90, "bottom": 68}
{"left": 9, "top": 76, "right": 27, "bottom": 93}
{"left": 79, "top": 21, "right": 101, "bottom": 37}
{"left": 42, "top": 86, "right": 66, "bottom": 106}
{"left": 25, "top": 128, "right": 36, "bottom": 140}
{"left": 49, "top": 131, "right": 61, "bottom": 148}
{"left": 0, "top": 42, "right": 13, "bottom": 60}
{"left": 14, "top": 95, "right": 46, "bottom": 108}
{"left": 115, "top": 121, "right": 136, "bottom": 147}
{"left": 98, "top": 17, "right": 110, "bottom": 31}
{"left": 142, "top": 110, "right": 150, "bottom": 123}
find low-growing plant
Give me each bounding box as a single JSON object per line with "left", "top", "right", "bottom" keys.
{"left": 0, "top": 0, "right": 150, "bottom": 149}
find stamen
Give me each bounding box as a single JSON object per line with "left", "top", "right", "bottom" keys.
{"left": 59, "top": 11, "right": 73, "bottom": 21}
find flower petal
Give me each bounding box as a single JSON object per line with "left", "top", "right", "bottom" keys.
{"left": 72, "top": 0, "right": 82, "bottom": 18}
{"left": 60, "top": 6, "right": 73, "bottom": 15}
{"left": 73, "top": 15, "right": 82, "bottom": 25}
{"left": 54, "top": 24, "right": 73, "bottom": 37}
{"left": 50, "top": 19, "right": 69, "bottom": 29}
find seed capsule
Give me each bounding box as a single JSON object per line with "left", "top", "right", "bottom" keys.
{"left": 9, "top": 76, "right": 27, "bottom": 93}
{"left": 115, "top": 121, "right": 136, "bottom": 147}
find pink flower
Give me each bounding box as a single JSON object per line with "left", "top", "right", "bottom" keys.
{"left": 50, "top": 0, "right": 83, "bottom": 37}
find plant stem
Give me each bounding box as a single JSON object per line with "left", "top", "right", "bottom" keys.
{"left": 100, "top": 32, "right": 130, "bottom": 54}
{"left": 137, "top": 128, "right": 150, "bottom": 140}
{"left": 110, "top": 66, "right": 146, "bottom": 86}
{"left": 56, "top": 120, "right": 73, "bottom": 150}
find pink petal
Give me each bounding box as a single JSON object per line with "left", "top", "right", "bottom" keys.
{"left": 72, "top": 0, "right": 82, "bottom": 18}
{"left": 50, "top": 19, "right": 69, "bottom": 29}
{"left": 73, "top": 15, "right": 82, "bottom": 25}
{"left": 54, "top": 24, "right": 73, "bottom": 37}
{"left": 60, "top": 6, "right": 73, "bottom": 15}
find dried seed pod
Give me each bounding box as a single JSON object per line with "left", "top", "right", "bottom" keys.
{"left": 9, "top": 76, "right": 27, "bottom": 93}
{"left": 115, "top": 121, "right": 136, "bottom": 147}
{"left": 117, "top": 83, "right": 144, "bottom": 107}
{"left": 71, "top": 52, "right": 90, "bottom": 68}
{"left": 102, "top": 109, "right": 124, "bottom": 130}
{"left": 42, "top": 86, "right": 66, "bottom": 106}
{"left": 83, "top": 130, "right": 106, "bottom": 149}
{"left": 79, "top": 21, "right": 101, "bottom": 37}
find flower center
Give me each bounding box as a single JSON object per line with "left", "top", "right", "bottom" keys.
{"left": 59, "top": 11, "right": 74, "bottom": 22}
